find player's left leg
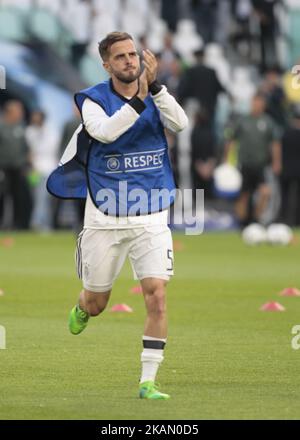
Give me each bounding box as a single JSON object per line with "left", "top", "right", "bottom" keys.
{"left": 141, "top": 277, "right": 167, "bottom": 339}
{"left": 139, "top": 277, "right": 170, "bottom": 400}
{"left": 235, "top": 191, "right": 250, "bottom": 225}
{"left": 254, "top": 182, "right": 271, "bottom": 221}
{"left": 129, "top": 225, "right": 173, "bottom": 399}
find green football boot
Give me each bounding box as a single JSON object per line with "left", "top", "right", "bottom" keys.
{"left": 139, "top": 381, "right": 170, "bottom": 400}
{"left": 68, "top": 305, "right": 89, "bottom": 335}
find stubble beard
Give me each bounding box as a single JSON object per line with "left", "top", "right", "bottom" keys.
{"left": 113, "top": 66, "right": 141, "bottom": 84}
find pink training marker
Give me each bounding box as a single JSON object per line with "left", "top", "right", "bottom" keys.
{"left": 1, "top": 237, "right": 15, "bottom": 248}
{"left": 130, "top": 285, "right": 143, "bottom": 294}
{"left": 173, "top": 240, "right": 184, "bottom": 251}
{"left": 279, "top": 287, "right": 300, "bottom": 297}
{"left": 260, "top": 301, "right": 285, "bottom": 312}
{"left": 110, "top": 303, "right": 133, "bottom": 313}
{"left": 290, "top": 235, "right": 299, "bottom": 246}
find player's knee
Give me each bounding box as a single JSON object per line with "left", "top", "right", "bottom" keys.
{"left": 84, "top": 291, "right": 110, "bottom": 316}
{"left": 87, "top": 303, "right": 105, "bottom": 317}
{"left": 259, "top": 184, "right": 271, "bottom": 197}
{"left": 147, "top": 288, "right": 167, "bottom": 317}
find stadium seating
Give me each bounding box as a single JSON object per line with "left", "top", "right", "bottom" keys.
{"left": 0, "top": 6, "right": 28, "bottom": 42}
{"left": 289, "top": 8, "right": 300, "bottom": 66}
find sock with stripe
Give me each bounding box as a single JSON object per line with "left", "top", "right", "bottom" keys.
{"left": 140, "top": 335, "right": 166, "bottom": 384}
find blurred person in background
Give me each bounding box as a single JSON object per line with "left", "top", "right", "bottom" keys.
{"left": 278, "top": 104, "right": 300, "bottom": 226}
{"left": 178, "top": 47, "right": 227, "bottom": 128}
{"left": 224, "top": 93, "right": 282, "bottom": 226}
{"left": 229, "top": 0, "right": 253, "bottom": 59}
{"left": 0, "top": 100, "right": 32, "bottom": 230}
{"left": 161, "top": 0, "right": 179, "bottom": 32}
{"left": 191, "top": 0, "right": 218, "bottom": 44}
{"left": 66, "top": 0, "right": 93, "bottom": 68}
{"left": 25, "top": 110, "right": 59, "bottom": 231}
{"left": 252, "top": 0, "right": 280, "bottom": 72}
{"left": 156, "top": 32, "right": 183, "bottom": 98}
{"left": 191, "top": 107, "right": 216, "bottom": 200}
{"left": 258, "top": 66, "right": 288, "bottom": 134}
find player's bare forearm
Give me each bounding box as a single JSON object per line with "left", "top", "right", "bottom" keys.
{"left": 271, "top": 141, "right": 282, "bottom": 175}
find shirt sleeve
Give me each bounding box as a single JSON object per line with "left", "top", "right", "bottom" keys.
{"left": 224, "top": 116, "right": 241, "bottom": 141}
{"left": 151, "top": 86, "right": 189, "bottom": 133}
{"left": 82, "top": 97, "right": 146, "bottom": 144}
{"left": 269, "top": 118, "right": 281, "bottom": 143}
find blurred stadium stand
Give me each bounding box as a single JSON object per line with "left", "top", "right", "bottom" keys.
{"left": 0, "top": 0, "right": 300, "bottom": 231}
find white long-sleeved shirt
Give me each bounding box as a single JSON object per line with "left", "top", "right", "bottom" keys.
{"left": 82, "top": 85, "right": 188, "bottom": 229}
{"left": 26, "top": 123, "right": 59, "bottom": 175}
{"left": 82, "top": 85, "right": 188, "bottom": 143}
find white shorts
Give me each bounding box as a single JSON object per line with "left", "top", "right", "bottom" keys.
{"left": 75, "top": 225, "right": 174, "bottom": 292}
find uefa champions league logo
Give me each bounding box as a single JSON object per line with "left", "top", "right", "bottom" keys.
{"left": 105, "top": 150, "right": 165, "bottom": 173}
{"left": 107, "top": 157, "right": 121, "bottom": 172}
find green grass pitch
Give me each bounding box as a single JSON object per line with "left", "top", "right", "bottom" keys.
{"left": 1, "top": 230, "right": 300, "bottom": 420}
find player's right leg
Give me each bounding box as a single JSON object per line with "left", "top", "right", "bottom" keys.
{"left": 235, "top": 191, "right": 250, "bottom": 226}
{"left": 235, "top": 166, "right": 251, "bottom": 226}
{"left": 69, "top": 229, "right": 128, "bottom": 335}
{"left": 254, "top": 182, "right": 271, "bottom": 221}
{"left": 69, "top": 289, "right": 111, "bottom": 335}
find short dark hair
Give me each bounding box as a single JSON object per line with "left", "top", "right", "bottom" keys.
{"left": 98, "top": 32, "right": 134, "bottom": 61}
